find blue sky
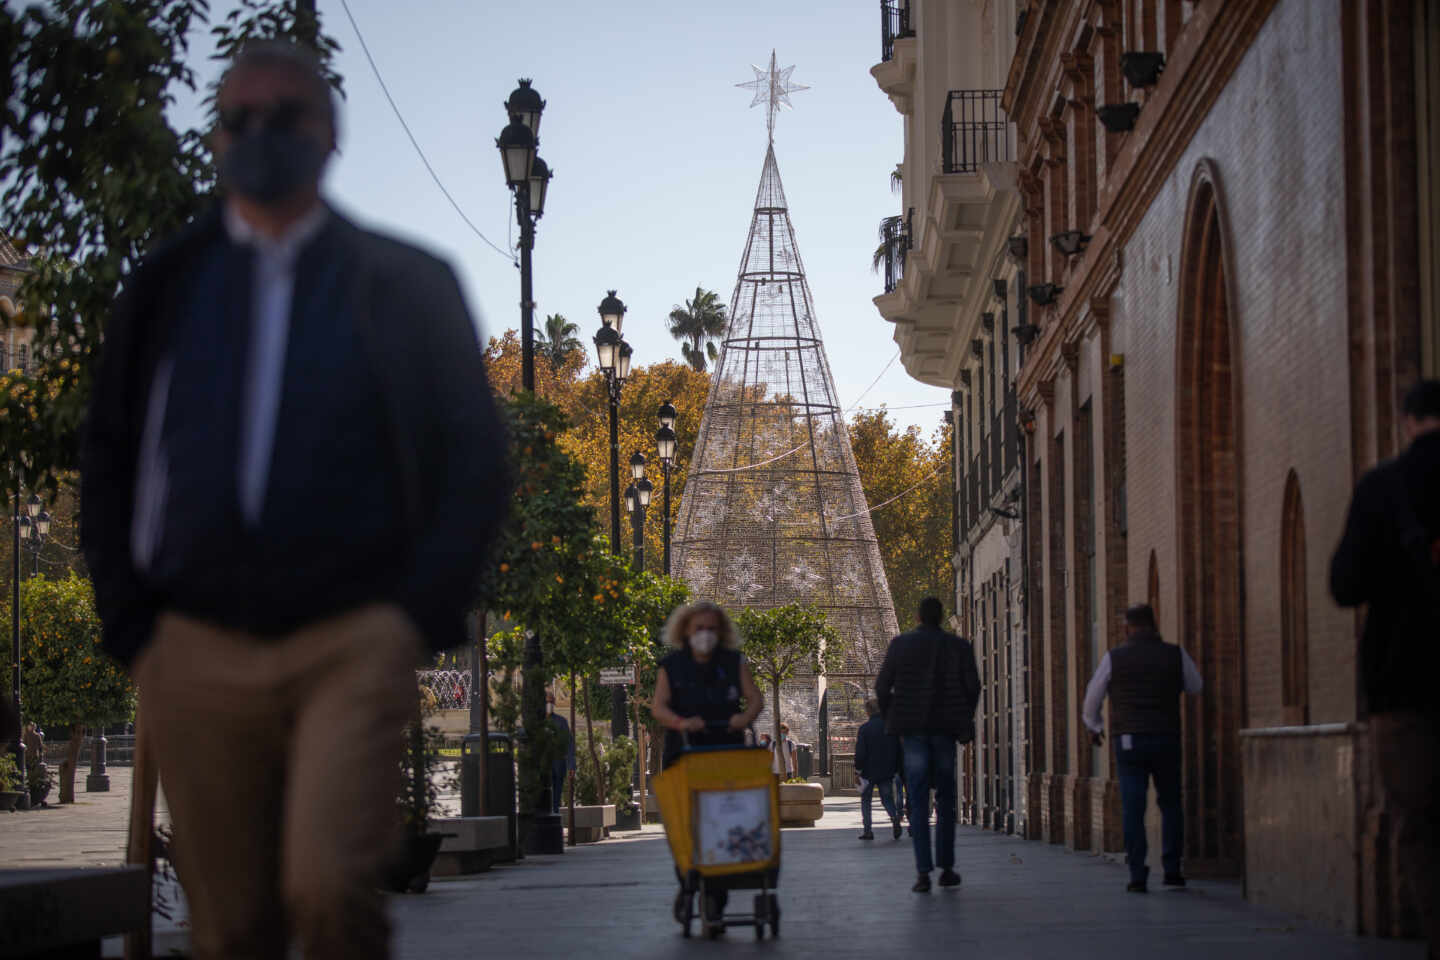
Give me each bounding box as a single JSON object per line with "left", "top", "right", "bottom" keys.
{"left": 190, "top": 0, "right": 948, "bottom": 434}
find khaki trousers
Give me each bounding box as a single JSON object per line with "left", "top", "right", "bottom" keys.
{"left": 134, "top": 605, "right": 422, "bottom": 960}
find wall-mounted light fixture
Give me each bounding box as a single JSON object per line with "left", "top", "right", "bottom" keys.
{"left": 1013, "top": 322, "right": 1040, "bottom": 346}
{"left": 1050, "top": 230, "right": 1092, "bottom": 257}
{"left": 1007, "top": 236, "right": 1029, "bottom": 261}
{"left": 970, "top": 339, "right": 985, "bottom": 359}
{"left": 1097, "top": 103, "right": 1141, "bottom": 133}
{"left": 1018, "top": 407, "right": 1037, "bottom": 433}
{"left": 981, "top": 312, "right": 995, "bottom": 335}
{"left": 1028, "top": 283, "right": 1063, "bottom": 307}
{"left": 958, "top": 369, "right": 971, "bottom": 388}
{"left": 1120, "top": 51, "right": 1166, "bottom": 88}
{"left": 992, "top": 278, "right": 1007, "bottom": 301}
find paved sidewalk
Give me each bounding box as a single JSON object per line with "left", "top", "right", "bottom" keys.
{"left": 4, "top": 772, "right": 1426, "bottom": 958}
{"left": 390, "top": 796, "right": 1423, "bottom": 960}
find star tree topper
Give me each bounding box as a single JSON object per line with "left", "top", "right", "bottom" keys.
{"left": 736, "top": 50, "right": 809, "bottom": 142}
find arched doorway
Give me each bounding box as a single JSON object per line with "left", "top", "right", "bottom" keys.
{"left": 1175, "top": 161, "right": 1245, "bottom": 875}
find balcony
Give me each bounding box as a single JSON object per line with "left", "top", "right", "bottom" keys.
{"left": 870, "top": 1, "right": 917, "bottom": 114}
{"left": 942, "top": 91, "right": 1010, "bottom": 174}
{"left": 880, "top": 0, "right": 914, "bottom": 63}
{"left": 877, "top": 209, "right": 910, "bottom": 295}
{"left": 873, "top": 89, "right": 1019, "bottom": 389}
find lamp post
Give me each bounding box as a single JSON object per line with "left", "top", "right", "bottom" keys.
{"left": 594, "top": 293, "right": 633, "bottom": 741}
{"left": 8, "top": 492, "right": 42, "bottom": 809}
{"left": 497, "top": 80, "right": 551, "bottom": 393}
{"left": 626, "top": 453, "right": 652, "bottom": 571}
{"left": 655, "top": 402, "right": 678, "bottom": 576}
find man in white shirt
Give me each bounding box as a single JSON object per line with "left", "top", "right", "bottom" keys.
{"left": 1082, "top": 604, "right": 1202, "bottom": 893}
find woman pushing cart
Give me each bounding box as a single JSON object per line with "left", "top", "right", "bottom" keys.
{"left": 651, "top": 601, "right": 781, "bottom": 939}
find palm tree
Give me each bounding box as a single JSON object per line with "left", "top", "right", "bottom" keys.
{"left": 535, "top": 313, "right": 583, "bottom": 369}
{"left": 667, "top": 286, "right": 728, "bottom": 373}
{"left": 872, "top": 214, "right": 906, "bottom": 273}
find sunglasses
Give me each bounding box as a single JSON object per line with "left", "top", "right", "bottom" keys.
{"left": 218, "top": 98, "right": 314, "bottom": 135}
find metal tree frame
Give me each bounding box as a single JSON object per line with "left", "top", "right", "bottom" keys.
{"left": 673, "top": 69, "right": 898, "bottom": 749}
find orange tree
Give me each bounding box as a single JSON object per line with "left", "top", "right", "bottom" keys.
{"left": 475, "top": 391, "right": 594, "bottom": 813}
{"left": 734, "top": 603, "right": 845, "bottom": 744}
{"left": 0, "top": 572, "right": 133, "bottom": 802}
{"left": 848, "top": 408, "right": 953, "bottom": 627}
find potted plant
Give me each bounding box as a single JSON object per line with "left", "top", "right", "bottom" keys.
{"left": 0, "top": 753, "right": 23, "bottom": 811}
{"left": 382, "top": 683, "right": 453, "bottom": 894}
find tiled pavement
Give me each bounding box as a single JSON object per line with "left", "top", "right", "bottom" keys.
{"left": 1, "top": 769, "right": 1425, "bottom": 958}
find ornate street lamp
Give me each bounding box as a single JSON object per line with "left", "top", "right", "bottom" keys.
{"left": 656, "top": 401, "right": 678, "bottom": 576}
{"left": 497, "top": 79, "right": 549, "bottom": 393}
{"left": 598, "top": 289, "right": 627, "bottom": 335}
{"left": 593, "top": 295, "right": 632, "bottom": 556}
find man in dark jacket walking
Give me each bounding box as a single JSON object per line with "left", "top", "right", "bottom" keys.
{"left": 876, "top": 597, "right": 981, "bottom": 892}
{"left": 854, "top": 697, "right": 901, "bottom": 841}
{"left": 1331, "top": 379, "right": 1440, "bottom": 953}
{"left": 1082, "top": 604, "right": 1202, "bottom": 892}
{"left": 80, "top": 41, "right": 507, "bottom": 960}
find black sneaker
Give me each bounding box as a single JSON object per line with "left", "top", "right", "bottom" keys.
{"left": 938, "top": 869, "right": 961, "bottom": 888}
{"left": 1126, "top": 880, "right": 1148, "bottom": 893}
{"left": 892, "top": 819, "right": 903, "bottom": 840}
{"left": 1163, "top": 874, "right": 1186, "bottom": 887}
{"left": 912, "top": 873, "right": 931, "bottom": 893}
{"left": 858, "top": 831, "right": 875, "bottom": 840}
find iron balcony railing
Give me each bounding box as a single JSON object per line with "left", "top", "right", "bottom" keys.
{"left": 941, "top": 90, "right": 1011, "bottom": 174}
{"left": 878, "top": 209, "right": 910, "bottom": 294}
{"left": 991, "top": 416, "right": 1003, "bottom": 492}
{"left": 880, "top": 0, "right": 914, "bottom": 62}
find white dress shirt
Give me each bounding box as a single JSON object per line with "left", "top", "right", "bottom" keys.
{"left": 131, "top": 203, "right": 327, "bottom": 570}
{"left": 1082, "top": 644, "right": 1204, "bottom": 734}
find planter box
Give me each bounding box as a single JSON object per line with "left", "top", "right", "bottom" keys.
{"left": 779, "top": 781, "right": 824, "bottom": 827}
{"left": 430, "top": 816, "right": 512, "bottom": 876}
{"left": 560, "top": 804, "right": 616, "bottom": 843}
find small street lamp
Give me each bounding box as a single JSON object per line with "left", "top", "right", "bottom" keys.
{"left": 655, "top": 402, "right": 679, "bottom": 575}
{"left": 7, "top": 491, "right": 45, "bottom": 809}
{"left": 497, "top": 79, "right": 550, "bottom": 393}
{"left": 627, "top": 454, "right": 652, "bottom": 571}
{"left": 594, "top": 293, "right": 632, "bottom": 555}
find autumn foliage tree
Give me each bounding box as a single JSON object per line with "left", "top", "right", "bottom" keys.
{"left": 0, "top": 573, "right": 134, "bottom": 803}
{"left": 849, "top": 408, "right": 953, "bottom": 627}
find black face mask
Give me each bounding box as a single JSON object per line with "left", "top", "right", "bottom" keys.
{"left": 220, "top": 127, "right": 327, "bottom": 206}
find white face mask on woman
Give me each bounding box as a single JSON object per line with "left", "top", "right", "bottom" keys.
{"left": 689, "top": 628, "right": 719, "bottom": 655}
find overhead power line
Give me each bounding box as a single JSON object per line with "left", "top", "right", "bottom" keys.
{"left": 337, "top": 0, "right": 517, "bottom": 263}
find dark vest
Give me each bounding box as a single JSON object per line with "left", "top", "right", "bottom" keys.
{"left": 149, "top": 224, "right": 406, "bottom": 634}
{"left": 660, "top": 648, "right": 745, "bottom": 767}
{"left": 1108, "top": 632, "right": 1184, "bottom": 735}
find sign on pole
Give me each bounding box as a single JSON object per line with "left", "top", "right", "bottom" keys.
{"left": 598, "top": 666, "right": 635, "bottom": 687}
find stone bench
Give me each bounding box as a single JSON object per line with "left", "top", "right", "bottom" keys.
{"left": 559, "top": 804, "right": 616, "bottom": 843}
{"left": 430, "top": 816, "right": 513, "bottom": 876}
{"left": 0, "top": 866, "right": 149, "bottom": 956}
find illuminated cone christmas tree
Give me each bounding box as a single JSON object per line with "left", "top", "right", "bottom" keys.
{"left": 671, "top": 53, "right": 899, "bottom": 749}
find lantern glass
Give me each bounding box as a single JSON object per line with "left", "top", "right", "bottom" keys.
{"left": 657, "top": 401, "right": 677, "bottom": 430}
{"left": 630, "top": 451, "right": 647, "bottom": 481}
{"left": 598, "top": 290, "right": 626, "bottom": 335}
{"left": 624, "top": 484, "right": 637, "bottom": 514}
{"left": 25, "top": 494, "right": 41, "bottom": 518}
{"left": 594, "top": 326, "right": 620, "bottom": 374}
{"left": 36, "top": 510, "right": 50, "bottom": 537}
{"left": 528, "top": 156, "right": 551, "bottom": 217}
{"left": 656, "top": 426, "right": 678, "bottom": 463}
{"left": 616, "top": 341, "right": 633, "bottom": 382}
{"left": 505, "top": 79, "right": 546, "bottom": 137}
{"left": 636, "top": 478, "right": 653, "bottom": 508}
{"left": 496, "top": 118, "right": 536, "bottom": 188}
{"left": 18, "top": 515, "right": 31, "bottom": 540}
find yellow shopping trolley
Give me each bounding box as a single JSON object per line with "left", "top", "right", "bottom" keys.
{"left": 653, "top": 736, "right": 781, "bottom": 940}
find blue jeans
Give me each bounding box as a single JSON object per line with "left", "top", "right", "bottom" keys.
{"left": 860, "top": 777, "right": 897, "bottom": 832}
{"left": 551, "top": 769, "right": 567, "bottom": 814}
{"left": 902, "top": 735, "right": 957, "bottom": 874}
{"left": 1115, "top": 732, "right": 1183, "bottom": 883}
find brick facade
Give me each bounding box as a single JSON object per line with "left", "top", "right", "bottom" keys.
{"left": 871, "top": 0, "right": 1435, "bottom": 936}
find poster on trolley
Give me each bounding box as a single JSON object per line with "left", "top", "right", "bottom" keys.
{"left": 695, "top": 787, "right": 772, "bottom": 865}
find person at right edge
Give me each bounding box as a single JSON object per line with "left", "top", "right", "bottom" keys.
{"left": 1331, "top": 379, "right": 1440, "bottom": 959}
{"left": 876, "top": 596, "right": 981, "bottom": 893}
{"left": 1082, "top": 604, "right": 1202, "bottom": 893}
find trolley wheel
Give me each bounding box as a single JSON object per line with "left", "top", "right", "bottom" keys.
{"left": 768, "top": 894, "right": 780, "bottom": 937}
